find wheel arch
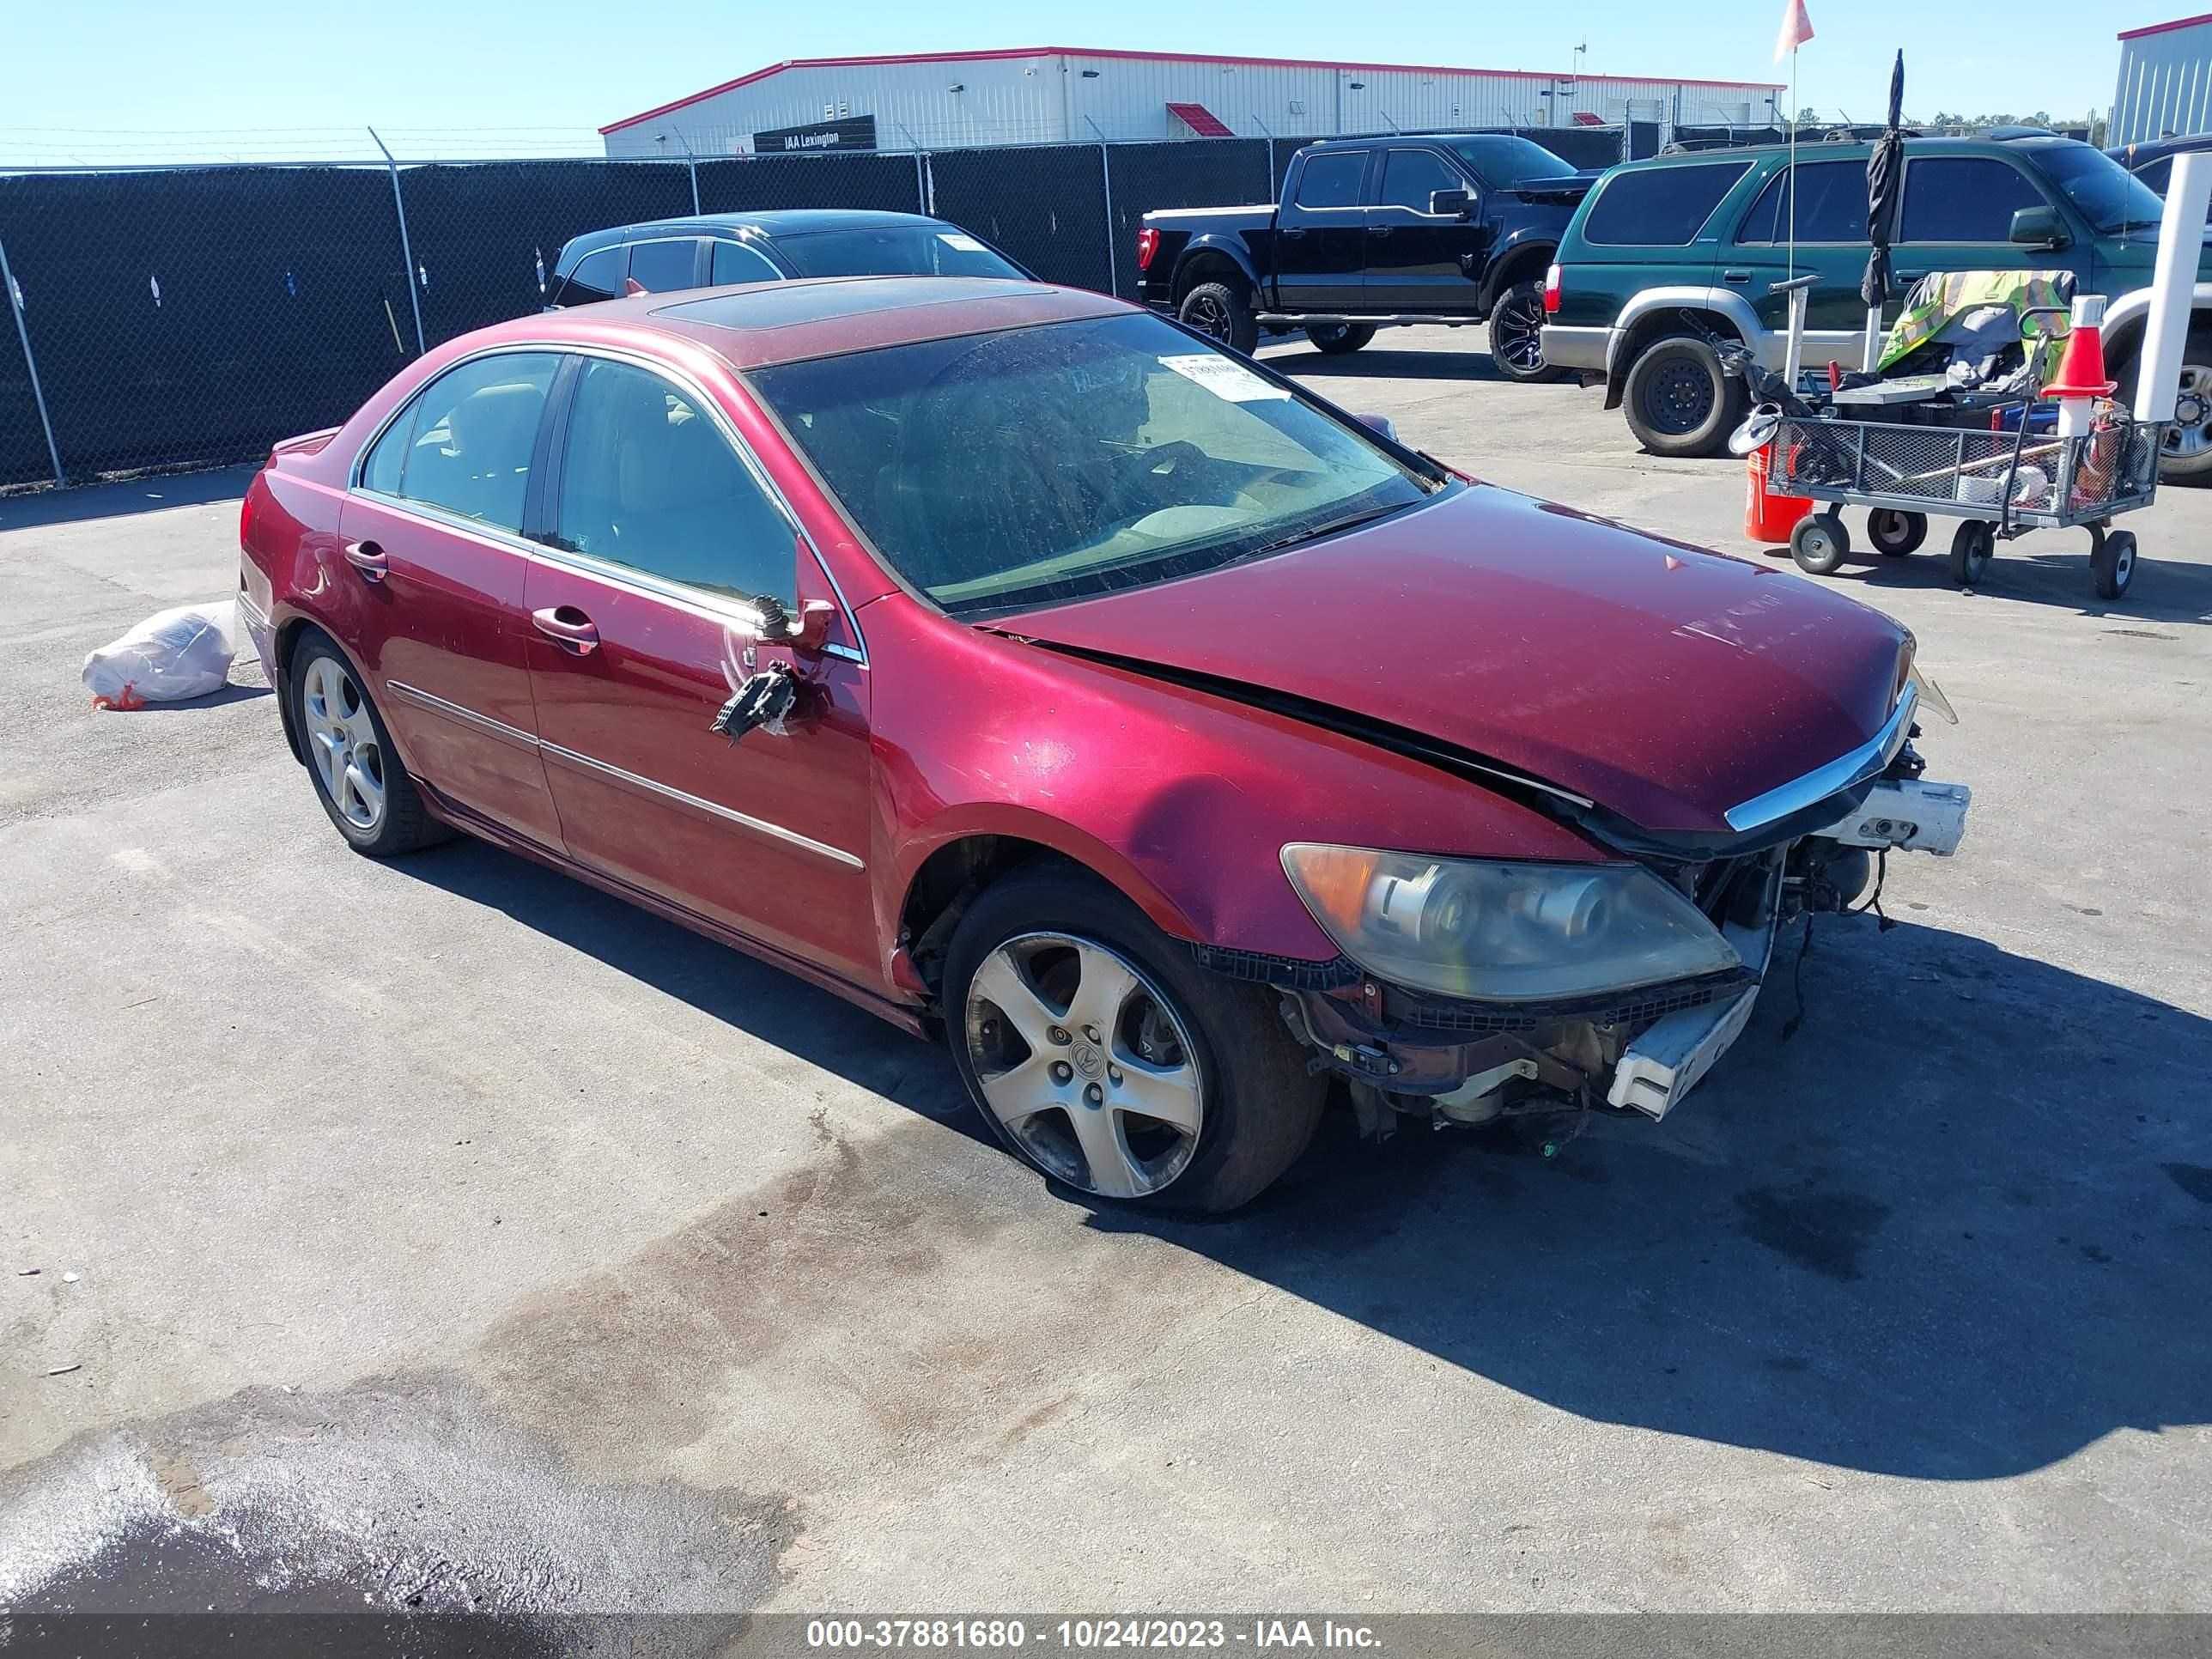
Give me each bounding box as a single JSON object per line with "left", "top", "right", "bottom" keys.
{"left": 1604, "top": 298, "right": 1747, "bottom": 410}
{"left": 1476, "top": 238, "right": 1557, "bottom": 314}
{"left": 1172, "top": 241, "right": 1260, "bottom": 305}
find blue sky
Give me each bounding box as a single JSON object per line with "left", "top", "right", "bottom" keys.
{"left": 0, "top": 0, "right": 2133, "bottom": 162}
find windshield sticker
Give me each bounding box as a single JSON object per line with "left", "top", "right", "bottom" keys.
{"left": 938, "top": 232, "right": 988, "bottom": 252}
{"left": 1158, "top": 354, "right": 1291, "bottom": 403}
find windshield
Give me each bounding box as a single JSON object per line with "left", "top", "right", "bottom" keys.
{"left": 775, "top": 225, "right": 1026, "bottom": 280}
{"left": 1443, "top": 136, "right": 1577, "bottom": 185}
{"left": 2027, "top": 142, "right": 2168, "bottom": 234}
{"left": 750, "top": 312, "right": 1442, "bottom": 618}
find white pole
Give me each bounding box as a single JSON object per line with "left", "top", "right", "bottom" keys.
{"left": 2134, "top": 148, "right": 2212, "bottom": 423}
{"left": 1786, "top": 52, "right": 1797, "bottom": 286}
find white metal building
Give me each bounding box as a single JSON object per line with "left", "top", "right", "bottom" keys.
{"left": 2112, "top": 12, "right": 2212, "bottom": 146}
{"left": 599, "top": 46, "right": 1782, "bottom": 157}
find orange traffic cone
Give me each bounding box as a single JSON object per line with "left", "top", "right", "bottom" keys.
{"left": 2044, "top": 296, "right": 2116, "bottom": 438}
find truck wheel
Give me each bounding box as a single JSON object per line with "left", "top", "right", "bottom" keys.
{"left": 2124, "top": 327, "right": 2212, "bottom": 484}
{"left": 1622, "top": 334, "right": 1745, "bottom": 459}
{"left": 1179, "top": 282, "right": 1259, "bottom": 356}
{"left": 1488, "top": 279, "right": 1563, "bottom": 384}
{"left": 1304, "top": 323, "right": 1376, "bottom": 355}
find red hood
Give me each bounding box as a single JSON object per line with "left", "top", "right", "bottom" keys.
{"left": 993, "top": 483, "right": 1911, "bottom": 836}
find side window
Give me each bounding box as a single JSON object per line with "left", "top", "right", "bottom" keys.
{"left": 1378, "top": 149, "right": 1464, "bottom": 213}
{"left": 2137, "top": 156, "right": 2173, "bottom": 195}
{"left": 1900, "top": 158, "right": 2044, "bottom": 242}
{"left": 1582, "top": 161, "right": 1753, "bottom": 246}
{"left": 712, "top": 238, "right": 782, "bottom": 285}
{"left": 1735, "top": 160, "right": 1871, "bottom": 244}
{"left": 553, "top": 357, "right": 796, "bottom": 605}
{"left": 627, "top": 238, "right": 701, "bottom": 294}
{"left": 560, "top": 246, "right": 625, "bottom": 306}
{"left": 360, "top": 352, "right": 559, "bottom": 534}
{"left": 1294, "top": 152, "right": 1366, "bottom": 209}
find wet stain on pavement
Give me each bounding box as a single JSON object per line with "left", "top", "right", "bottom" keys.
{"left": 0, "top": 1369, "right": 790, "bottom": 1653}
{"left": 1734, "top": 1180, "right": 1892, "bottom": 1281}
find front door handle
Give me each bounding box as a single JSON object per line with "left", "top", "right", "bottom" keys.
{"left": 1722, "top": 269, "right": 1752, "bottom": 284}
{"left": 343, "top": 540, "right": 388, "bottom": 582}
{"left": 532, "top": 605, "right": 600, "bottom": 656}
{"left": 1371, "top": 225, "right": 1395, "bottom": 238}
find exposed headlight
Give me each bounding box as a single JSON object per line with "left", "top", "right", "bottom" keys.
{"left": 1280, "top": 844, "right": 1743, "bottom": 1003}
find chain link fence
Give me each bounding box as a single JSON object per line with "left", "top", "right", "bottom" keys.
{"left": 0, "top": 123, "right": 1630, "bottom": 489}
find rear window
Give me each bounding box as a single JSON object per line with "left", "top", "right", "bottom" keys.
{"left": 1735, "top": 159, "right": 1871, "bottom": 244}
{"left": 1900, "top": 158, "right": 2045, "bottom": 242}
{"left": 1295, "top": 151, "right": 1365, "bottom": 209}
{"left": 626, "top": 238, "right": 699, "bottom": 294}
{"left": 1582, "top": 161, "right": 1753, "bottom": 246}
{"left": 559, "top": 246, "right": 624, "bottom": 305}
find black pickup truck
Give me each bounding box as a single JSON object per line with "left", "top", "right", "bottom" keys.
{"left": 1136, "top": 133, "right": 1596, "bottom": 380}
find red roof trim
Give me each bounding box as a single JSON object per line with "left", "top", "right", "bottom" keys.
{"left": 600, "top": 46, "right": 1784, "bottom": 135}
{"left": 2119, "top": 10, "right": 2212, "bottom": 39}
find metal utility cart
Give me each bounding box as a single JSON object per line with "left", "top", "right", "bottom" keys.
{"left": 1766, "top": 405, "right": 2166, "bottom": 599}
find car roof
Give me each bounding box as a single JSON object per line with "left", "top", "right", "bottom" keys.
{"left": 1619, "top": 133, "right": 2070, "bottom": 171}
{"left": 635, "top": 208, "right": 949, "bottom": 240}
{"left": 473, "top": 275, "right": 1127, "bottom": 371}
{"left": 2108, "top": 132, "right": 2212, "bottom": 164}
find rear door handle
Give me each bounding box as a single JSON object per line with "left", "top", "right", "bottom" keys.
{"left": 532, "top": 605, "right": 600, "bottom": 656}
{"left": 343, "top": 540, "right": 387, "bottom": 582}
{"left": 1371, "top": 225, "right": 1394, "bottom": 238}
{"left": 1722, "top": 269, "right": 1752, "bottom": 284}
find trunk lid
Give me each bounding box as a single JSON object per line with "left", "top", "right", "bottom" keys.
{"left": 990, "top": 483, "right": 1911, "bottom": 836}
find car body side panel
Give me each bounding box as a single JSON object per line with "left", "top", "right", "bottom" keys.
{"left": 859, "top": 592, "right": 1613, "bottom": 976}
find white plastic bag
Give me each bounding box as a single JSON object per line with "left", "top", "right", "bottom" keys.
{"left": 82, "top": 601, "right": 237, "bottom": 709}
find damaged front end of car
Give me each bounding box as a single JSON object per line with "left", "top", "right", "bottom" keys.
{"left": 1217, "top": 676, "right": 1971, "bottom": 1143}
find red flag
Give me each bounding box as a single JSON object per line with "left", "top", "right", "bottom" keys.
{"left": 1775, "top": 0, "right": 1814, "bottom": 58}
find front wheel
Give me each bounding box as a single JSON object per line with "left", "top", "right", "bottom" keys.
{"left": 1622, "top": 334, "right": 1745, "bottom": 459}
{"left": 1488, "top": 279, "right": 1563, "bottom": 384}
{"left": 1304, "top": 322, "right": 1376, "bottom": 356}
{"left": 1949, "top": 520, "right": 1996, "bottom": 586}
{"left": 1178, "top": 281, "right": 1259, "bottom": 356}
{"left": 945, "top": 867, "right": 1324, "bottom": 1212}
{"left": 1790, "top": 511, "right": 1851, "bottom": 576}
{"left": 2090, "top": 526, "right": 2137, "bottom": 600}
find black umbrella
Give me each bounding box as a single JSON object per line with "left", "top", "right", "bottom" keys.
{"left": 1859, "top": 50, "right": 1905, "bottom": 368}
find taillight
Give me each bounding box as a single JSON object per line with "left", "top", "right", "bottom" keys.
{"left": 1135, "top": 228, "right": 1159, "bottom": 273}
{"left": 1541, "top": 262, "right": 1562, "bottom": 315}
{"left": 239, "top": 479, "right": 258, "bottom": 553}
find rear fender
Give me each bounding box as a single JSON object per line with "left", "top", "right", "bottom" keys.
{"left": 1172, "top": 234, "right": 1265, "bottom": 303}
{"left": 1604, "top": 289, "right": 1762, "bottom": 408}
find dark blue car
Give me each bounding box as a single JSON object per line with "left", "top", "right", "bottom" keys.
{"left": 546, "top": 209, "right": 1033, "bottom": 307}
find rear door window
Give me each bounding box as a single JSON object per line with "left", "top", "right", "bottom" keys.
{"left": 1295, "top": 151, "right": 1366, "bottom": 209}
{"left": 1735, "top": 159, "right": 1871, "bottom": 243}
{"left": 558, "top": 246, "right": 625, "bottom": 305}
{"left": 1582, "top": 161, "right": 1753, "bottom": 246}
{"left": 711, "top": 238, "right": 784, "bottom": 285}
{"left": 553, "top": 357, "right": 796, "bottom": 605}
{"left": 1377, "top": 149, "right": 1464, "bottom": 213}
{"left": 1900, "top": 157, "right": 2045, "bottom": 242}
{"left": 362, "top": 352, "right": 560, "bottom": 533}
{"left": 626, "top": 238, "right": 702, "bottom": 294}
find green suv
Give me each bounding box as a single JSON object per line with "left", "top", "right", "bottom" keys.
{"left": 1540, "top": 135, "right": 2212, "bottom": 479}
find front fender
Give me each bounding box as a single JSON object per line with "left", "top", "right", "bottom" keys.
{"left": 863, "top": 594, "right": 1612, "bottom": 987}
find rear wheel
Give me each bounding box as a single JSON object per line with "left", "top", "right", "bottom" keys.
{"left": 1488, "top": 279, "right": 1562, "bottom": 384}
{"left": 1867, "top": 507, "right": 1926, "bottom": 556}
{"left": 1304, "top": 322, "right": 1376, "bottom": 356}
{"left": 290, "top": 634, "right": 438, "bottom": 857}
{"left": 2124, "top": 326, "right": 2212, "bottom": 483}
{"left": 1622, "top": 334, "right": 1744, "bottom": 459}
{"left": 1178, "top": 281, "right": 1259, "bottom": 356}
{"left": 945, "top": 867, "right": 1324, "bottom": 1212}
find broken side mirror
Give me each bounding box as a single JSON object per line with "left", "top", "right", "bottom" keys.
{"left": 746, "top": 595, "right": 838, "bottom": 653}
{"left": 1428, "top": 187, "right": 1474, "bottom": 220}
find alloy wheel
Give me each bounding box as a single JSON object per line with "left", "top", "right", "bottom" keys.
{"left": 1491, "top": 293, "right": 1546, "bottom": 374}
{"left": 963, "top": 931, "right": 1204, "bottom": 1200}
{"left": 301, "top": 656, "right": 386, "bottom": 833}
{"left": 1184, "top": 295, "right": 1230, "bottom": 343}
{"left": 2164, "top": 365, "right": 2211, "bottom": 459}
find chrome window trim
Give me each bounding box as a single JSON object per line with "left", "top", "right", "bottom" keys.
{"left": 345, "top": 339, "right": 867, "bottom": 665}
{"left": 1723, "top": 683, "right": 1918, "bottom": 834}
{"left": 386, "top": 678, "right": 539, "bottom": 750}
{"left": 538, "top": 740, "right": 864, "bottom": 868}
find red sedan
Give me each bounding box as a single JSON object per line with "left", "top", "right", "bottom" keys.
{"left": 239, "top": 276, "right": 1969, "bottom": 1211}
